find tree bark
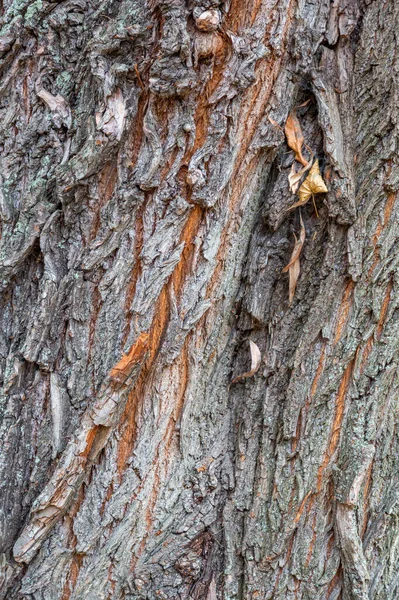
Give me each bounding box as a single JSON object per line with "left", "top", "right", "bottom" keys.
{"left": 1, "top": 0, "right": 399, "bottom": 598}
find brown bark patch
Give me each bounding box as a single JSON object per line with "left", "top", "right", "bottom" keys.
{"left": 90, "top": 162, "right": 118, "bottom": 242}
{"left": 79, "top": 426, "right": 100, "bottom": 458}
{"left": 116, "top": 286, "right": 170, "bottom": 477}
{"left": 368, "top": 192, "right": 397, "bottom": 278}
{"left": 61, "top": 553, "right": 84, "bottom": 600}
{"left": 333, "top": 280, "right": 355, "bottom": 345}
{"left": 317, "top": 360, "right": 354, "bottom": 491}
{"left": 293, "top": 491, "right": 313, "bottom": 525}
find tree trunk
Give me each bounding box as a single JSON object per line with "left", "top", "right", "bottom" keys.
{"left": 1, "top": 0, "right": 399, "bottom": 598}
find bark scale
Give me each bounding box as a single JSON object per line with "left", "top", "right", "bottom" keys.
{"left": 0, "top": 0, "right": 399, "bottom": 599}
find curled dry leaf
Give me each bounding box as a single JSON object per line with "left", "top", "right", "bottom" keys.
{"left": 231, "top": 340, "right": 261, "bottom": 384}
{"left": 286, "top": 159, "right": 328, "bottom": 212}
{"left": 288, "top": 158, "right": 313, "bottom": 194}
{"left": 285, "top": 109, "right": 308, "bottom": 167}
{"left": 298, "top": 159, "right": 328, "bottom": 202}
{"left": 282, "top": 214, "right": 306, "bottom": 305}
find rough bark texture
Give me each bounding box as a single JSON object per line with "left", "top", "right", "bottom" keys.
{"left": 1, "top": 0, "right": 399, "bottom": 598}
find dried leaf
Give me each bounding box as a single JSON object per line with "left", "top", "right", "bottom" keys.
{"left": 267, "top": 114, "right": 283, "bottom": 131}
{"left": 286, "top": 160, "right": 328, "bottom": 211}
{"left": 284, "top": 110, "right": 308, "bottom": 167}
{"left": 282, "top": 214, "right": 306, "bottom": 305}
{"left": 288, "top": 158, "right": 313, "bottom": 194}
{"left": 295, "top": 98, "right": 311, "bottom": 110}
{"left": 231, "top": 340, "right": 261, "bottom": 384}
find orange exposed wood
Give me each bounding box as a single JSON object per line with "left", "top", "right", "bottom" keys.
{"left": 359, "top": 334, "right": 375, "bottom": 375}
{"left": 226, "top": 0, "right": 265, "bottom": 32}
{"left": 203, "top": 7, "right": 295, "bottom": 304}
{"left": 232, "top": 0, "right": 295, "bottom": 179}
{"left": 171, "top": 205, "right": 203, "bottom": 302}
{"left": 183, "top": 35, "right": 230, "bottom": 168}
{"left": 116, "top": 197, "right": 203, "bottom": 478}
{"left": 383, "top": 192, "right": 397, "bottom": 225}
{"left": 103, "top": 0, "right": 296, "bottom": 572}
{"left": 371, "top": 222, "right": 383, "bottom": 248}
{"left": 225, "top": 0, "right": 246, "bottom": 32}
{"left": 79, "top": 426, "right": 99, "bottom": 458}
{"left": 333, "top": 281, "right": 355, "bottom": 345}
{"left": 134, "top": 63, "right": 144, "bottom": 89}
{"left": 148, "top": 285, "right": 170, "bottom": 362}
{"left": 317, "top": 361, "right": 353, "bottom": 491}
{"left": 116, "top": 286, "right": 170, "bottom": 477}
{"left": 367, "top": 251, "right": 380, "bottom": 279}
{"left": 250, "top": 0, "right": 264, "bottom": 25}
{"left": 293, "top": 491, "right": 312, "bottom": 524}
{"left": 61, "top": 553, "right": 84, "bottom": 600}
{"left": 110, "top": 332, "right": 150, "bottom": 381}
{"left": 61, "top": 486, "right": 87, "bottom": 600}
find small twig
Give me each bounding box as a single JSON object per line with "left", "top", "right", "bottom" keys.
{"left": 312, "top": 193, "right": 319, "bottom": 218}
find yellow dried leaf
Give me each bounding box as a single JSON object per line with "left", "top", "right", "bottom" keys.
{"left": 231, "top": 340, "right": 261, "bottom": 384}
{"left": 282, "top": 214, "right": 306, "bottom": 305}
{"left": 298, "top": 159, "right": 328, "bottom": 201}
{"left": 285, "top": 110, "right": 307, "bottom": 167}
{"left": 286, "top": 160, "right": 328, "bottom": 211}
{"left": 288, "top": 158, "right": 313, "bottom": 194}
